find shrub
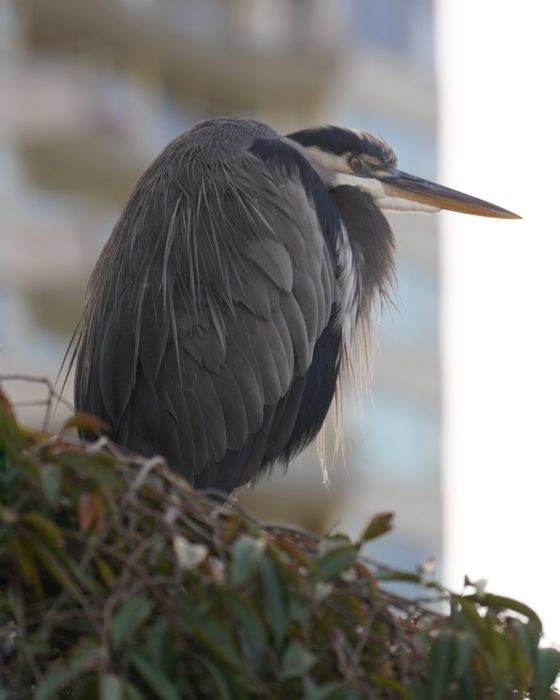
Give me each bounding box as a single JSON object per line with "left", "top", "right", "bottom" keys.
{"left": 1, "top": 387, "right": 559, "bottom": 699}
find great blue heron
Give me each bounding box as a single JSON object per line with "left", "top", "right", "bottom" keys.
{"left": 73, "top": 118, "right": 518, "bottom": 493}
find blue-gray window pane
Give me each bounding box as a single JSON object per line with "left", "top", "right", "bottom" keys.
{"left": 346, "top": 0, "right": 434, "bottom": 69}
{"left": 380, "top": 259, "right": 438, "bottom": 348}
{"left": 348, "top": 389, "right": 439, "bottom": 483}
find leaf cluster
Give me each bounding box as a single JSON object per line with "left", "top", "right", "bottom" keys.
{"left": 0, "top": 389, "right": 559, "bottom": 699}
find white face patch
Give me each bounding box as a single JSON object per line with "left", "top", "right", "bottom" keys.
{"left": 331, "top": 172, "right": 440, "bottom": 213}
{"left": 377, "top": 197, "right": 440, "bottom": 214}
{"left": 330, "top": 171, "right": 385, "bottom": 198}
{"left": 298, "top": 145, "right": 351, "bottom": 176}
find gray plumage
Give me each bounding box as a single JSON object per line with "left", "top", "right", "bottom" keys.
{"left": 75, "top": 119, "right": 343, "bottom": 492}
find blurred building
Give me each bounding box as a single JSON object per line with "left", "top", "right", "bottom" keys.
{"left": 0, "top": 0, "right": 439, "bottom": 576}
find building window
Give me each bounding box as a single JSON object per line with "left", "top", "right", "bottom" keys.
{"left": 346, "top": 0, "right": 434, "bottom": 71}
{"left": 380, "top": 257, "right": 438, "bottom": 350}
{"left": 348, "top": 388, "right": 440, "bottom": 484}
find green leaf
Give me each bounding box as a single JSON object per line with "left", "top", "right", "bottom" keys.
{"left": 95, "top": 556, "right": 117, "bottom": 588}
{"left": 123, "top": 683, "right": 146, "bottom": 700}
{"left": 453, "top": 631, "right": 474, "bottom": 678}
{"left": 225, "top": 593, "right": 267, "bottom": 652}
{"left": 24, "top": 536, "right": 89, "bottom": 599}
{"left": 374, "top": 568, "right": 421, "bottom": 584}
{"left": 314, "top": 545, "right": 358, "bottom": 582}
{"left": 479, "top": 649, "right": 506, "bottom": 700}
{"left": 290, "top": 595, "right": 312, "bottom": 624}
{"left": 360, "top": 512, "right": 394, "bottom": 542}
{"left": 463, "top": 592, "right": 542, "bottom": 628}
{"left": 20, "top": 512, "right": 62, "bottom": 545}
{"left": 428, "top": 628, "right": 454, "bottom": 700}
{"left": 0, "top": 463, "right": 23, "bottom": 505}
{"left": 151, "top": 621, "right": 177, "bottom": 679}
{"left": 194, "top": 613, "right": 244, "bottom": 669}
{"left": 10, "top": 531, "right": 42, "bottom": 596}
{"left": 280, "top": 641, "right": 317, "bottom": 680}
{"left": 228, "top": 535, "right": 265, "bottom": 587}
{"left": 40, "top": 463, "right": 61, "bottom": 506}
{"left": 112, "top": 596, "right": 153, "bottom": 651}
{"left": 317, "top": 534, "right": 353, "bottom": 556}
{"left": 57, "top": 452, "right": 122, "bottom": 488}
{"left": 34, "top": 642, "right": 102, "bottom": 700}
{"left": 534, "top": 647, "right": 560, "bottom": 700}
{"left": 126, "top": 651, "right": 182, "bottom": 700}
{"left": 100, "top": 674, "right": 124, "bottom": 700}
{"left": 64, "top": 412, "right": 109, "bottom": 434}
{"left": 34, "top": 669, "right": 74, "bottom": 700}
{"left": 260, "top": 557, "right": 287, "bottom": 647}
{"left": 511, "top": 617, "right": 540, "bottom": 665}
{"left": 196, "top": 655, "right": 233, "bottom": 700}
{"left": 458, "top": 670, "right": 477, "bottom": 700}
{"left": 452, "top": 596, "right": 485, "bottom": 635}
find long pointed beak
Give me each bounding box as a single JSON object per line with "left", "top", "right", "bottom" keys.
{"left": 374, "top": 167, "right": 521, "bottom": 219}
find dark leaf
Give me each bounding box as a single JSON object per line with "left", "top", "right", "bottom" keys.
{"left": 317, "top": 534, "right": 353, "bottom": 556}
{"left": 374, "top": 568, "right": 421, "bottom": 584}
{"left": 360, "top": 512, "right": 394, "bottom": 542}
{"left": 428, "top": 628, "right": 454, "bottom": 700}
{"left": 151, "top": 621, "right": 177, "bottom": 679}
{"left": 511, "top": 617, "right": 541, "bottom": 666}
{"left": 123, "top": 683, "right": 146, "bottom": 700}
{"left": 112, "top": 596, "right": 154, "bottom": 651}
{"left": 279, "top": 641, "right": 316, "bottom": 680}
{"left": 194, "top": 613, "right": 244, "bottom": 669}
{"left": 100, "top": 674, "right": 124, "bottom": 700}
{"left": 197, "top": 656, "right": 233, "bottom": 700}
{"left": 34, "top": 642, "right": 102, "bottom": 700}
{"left": 10, "top": 531, "right": 42, "bottom": 596}
{"left": 260, "top": 557, "right": 287, "bottom": 648}
{"left": 94, "top": 557, "right": 116, "bottom": 588}
{"left": 225, "top": 593, "right": 267, "bottom": 652}
{"left": 228, "top": 535, "right": 265, "bottom": 587}
{"left": 64, "top": 412, "right": 109, "bottom": 435}
{"left": 463, "top": 592, "right": 542, "bottom": 628}
{"left": 34, "top": 669, "right": 75, "bottom": 700}
{"left": 453, "top": 631, "right": 474, "bottom": 678}
{"left": 126, "top": 651, "right": 182, "bottom": 700}
{"left": 534, "top": 647, "right": 560, "bottom": 700}
{"left": 314, "top": 545, "right": 358, "bottom": 581}
{"left": 40, "top": 463, "right": 61, "bottom": 506}
{"left": 20, "top": 512, "right": 62, "bottom": 545}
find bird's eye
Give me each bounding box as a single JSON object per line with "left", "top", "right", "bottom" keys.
{"left": 348, "top": 155, "right": 364, "bottom": 173}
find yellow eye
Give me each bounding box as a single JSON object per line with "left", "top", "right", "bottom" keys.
{"left": 349, "top": 155, "right": 363, "bottom": 172}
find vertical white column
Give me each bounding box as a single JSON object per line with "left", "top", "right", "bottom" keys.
{"left": 438, "top": 0, "right": 560, "bottom": 641}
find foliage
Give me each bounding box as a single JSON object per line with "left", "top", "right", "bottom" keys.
{"left": 0, "top": 386, "right": 559, "bottom": 699}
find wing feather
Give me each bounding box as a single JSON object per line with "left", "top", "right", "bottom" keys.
{"left": 191, "top": 369, "right": 228, "bottom": 462}
{"left": 74, "top": 119, "right": 339, "bottom": 490}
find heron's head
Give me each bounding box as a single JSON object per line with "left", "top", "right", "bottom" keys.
{"left": 287, "top": 125, "right": 520, "bottom": 219}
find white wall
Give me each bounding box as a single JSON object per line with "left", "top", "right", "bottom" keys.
{"left": 438, "top": 0, "right": 560, "bottom": 642}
